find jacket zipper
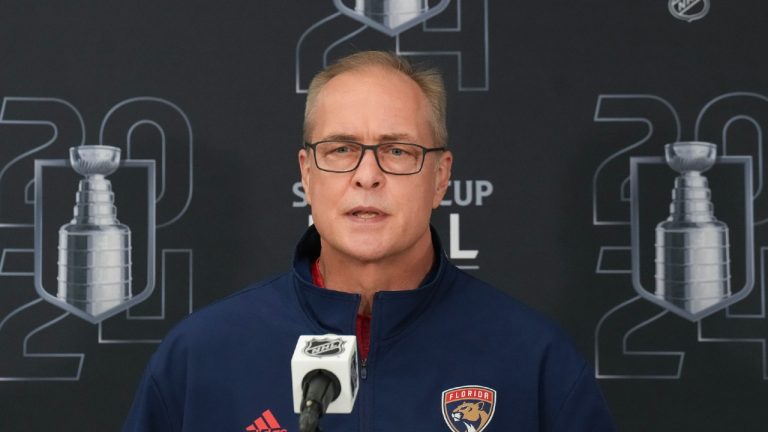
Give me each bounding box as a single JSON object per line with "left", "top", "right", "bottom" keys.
{"left": 358, "top": 293, "right": 379, "bottom": 432}
{"left": 358, "top": 353, "right": 368, "bottom": 432}
{"left": 359, "top": 350, "right": 373, "bottom": 432}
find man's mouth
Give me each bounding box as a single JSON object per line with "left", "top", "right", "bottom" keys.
{"left": 347, "top": 207, "right": 386, "bottom": 220}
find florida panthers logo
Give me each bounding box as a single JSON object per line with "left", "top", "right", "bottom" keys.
{"left": 442, "top": 385, "right": 496, "bottom": 432}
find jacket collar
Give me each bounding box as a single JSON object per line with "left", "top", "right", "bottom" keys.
{"left": 291, "top": 225, "right": 452, "bottom": 342}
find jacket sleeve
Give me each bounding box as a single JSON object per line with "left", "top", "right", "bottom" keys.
{"left": 122, "top": 363, "right": 177, "bottom": 432}
{"left": 550, "top": 363, "right": 616, "bottom": 432}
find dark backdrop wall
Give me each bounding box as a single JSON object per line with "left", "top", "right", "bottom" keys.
{"left": 1, "top": 1, "right": 766, "bottom": 431}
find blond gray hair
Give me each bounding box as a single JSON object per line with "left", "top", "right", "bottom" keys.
{"left": 303, "top": 51, "right": 447, "bottom": 147}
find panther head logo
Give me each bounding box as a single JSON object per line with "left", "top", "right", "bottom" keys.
{"left": 451, "top": 401, "right": 490, "bottom": 432}
{"left": 442, "top": 386, "right": 496, "bottom": 432}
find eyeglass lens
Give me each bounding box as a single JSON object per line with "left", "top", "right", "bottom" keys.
{"left": 314, "top": 141, "right": 424, "bottom": 174}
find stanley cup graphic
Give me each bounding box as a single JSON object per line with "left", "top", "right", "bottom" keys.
{"left": 655, "top": 141, "right": 731, "bottom": 315}
{"left": 57, "top": 145, "right": 132, "bottom": 316}
{"left": 355, "top": 0, "right": 424, "bottom": 28}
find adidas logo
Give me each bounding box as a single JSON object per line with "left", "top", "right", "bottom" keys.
{"left": 245, "top": 409, "right": 287, "bottom": 432}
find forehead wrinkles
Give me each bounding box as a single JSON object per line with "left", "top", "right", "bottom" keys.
{"left": 308, "top": 67, "right": 432, "bottom": 142}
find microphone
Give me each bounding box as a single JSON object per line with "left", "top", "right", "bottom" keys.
{"left": 291, "top": 335, "right": 359, "bottom": 432}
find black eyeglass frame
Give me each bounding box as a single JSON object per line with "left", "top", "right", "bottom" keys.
{"left": 303, "top": 140, "right": 447, "bottom": 175}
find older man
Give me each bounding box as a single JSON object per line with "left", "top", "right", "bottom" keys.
{"left": 124, "top": 51, "right": 615, "bottom": 432}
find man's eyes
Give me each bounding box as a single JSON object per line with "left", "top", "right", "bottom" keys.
{"left": 381, "top": 145, "right": 417, "bottom": 157}
{"left": 325, "top": 143, "right": 359, "bottom": 155}
{"left": 320, "top": 142, "right": 418, "bottom": 158}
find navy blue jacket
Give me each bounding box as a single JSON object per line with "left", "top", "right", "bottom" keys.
{"left": 123, "top": 227, "right": 615, "bottom": 431}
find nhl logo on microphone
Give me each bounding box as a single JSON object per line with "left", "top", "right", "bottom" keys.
{"left": 304, "top": 337, "right": 346, "bottom": 357}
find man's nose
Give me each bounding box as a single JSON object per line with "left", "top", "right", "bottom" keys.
{"left": 352, "top": 148, "right": 384, "bottom": 189}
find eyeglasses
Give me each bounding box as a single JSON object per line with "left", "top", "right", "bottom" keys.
{"left": 304, "top": 140, "right": 446, "bottom": 175}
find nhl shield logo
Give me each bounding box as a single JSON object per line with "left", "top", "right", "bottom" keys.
{"left": 441, "top": 385, "right": 496, "bottom": 432}
{"left": 303, "top": 337, "right": 346, "bottom": 357}
{"left": 668, "top": 0, "right": 710, "bottom": 22}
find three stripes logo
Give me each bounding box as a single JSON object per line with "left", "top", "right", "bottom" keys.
{"left": 245, "top": 409, "right": 287, "bottom": 432}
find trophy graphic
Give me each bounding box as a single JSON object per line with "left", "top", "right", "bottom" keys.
{"left": 655, "top": 142, "right": 731, "bottom": 315}
{"left": 354, "top": 0, "right": 424, "bottom": 28}
{"left": 334, "top": 0, "right": 450, "bottom": 36}
{"left": 57, "top": 145, "right": 132, "bottom": 316}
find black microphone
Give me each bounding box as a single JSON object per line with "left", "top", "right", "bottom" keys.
{"left": 299, "top": 370, "right": 341, "bottom": 432}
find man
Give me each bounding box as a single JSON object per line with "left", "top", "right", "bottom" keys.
{"left": 123, "top": 51, "right": 615, "bottom": 431}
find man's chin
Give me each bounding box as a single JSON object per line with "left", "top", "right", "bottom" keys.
{"left": 321, "top": 233, "right": 392, "bottom": 264}
{"left": 339, "top": 241, "right": 390, "bottom": 263}
{"left": 318, "top": 223, "right": 411, "bottom": 263}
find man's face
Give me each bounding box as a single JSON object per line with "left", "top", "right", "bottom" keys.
{"left": 299, "top": 66, "right": 452, "bottom": 264}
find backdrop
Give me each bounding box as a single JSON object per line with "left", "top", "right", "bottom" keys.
{"left": 1, "top": 1, "right": 766, "bottom": 431}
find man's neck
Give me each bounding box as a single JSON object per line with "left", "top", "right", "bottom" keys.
{"left": 317, "top": 234, "right": 435, "bottom": 316}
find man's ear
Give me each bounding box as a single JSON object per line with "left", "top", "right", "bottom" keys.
{"left": 432, "top": 150, "right": 453, "bottom": 209}
{"left": 298, "top": 148, "right": 312, "bottom": 206}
